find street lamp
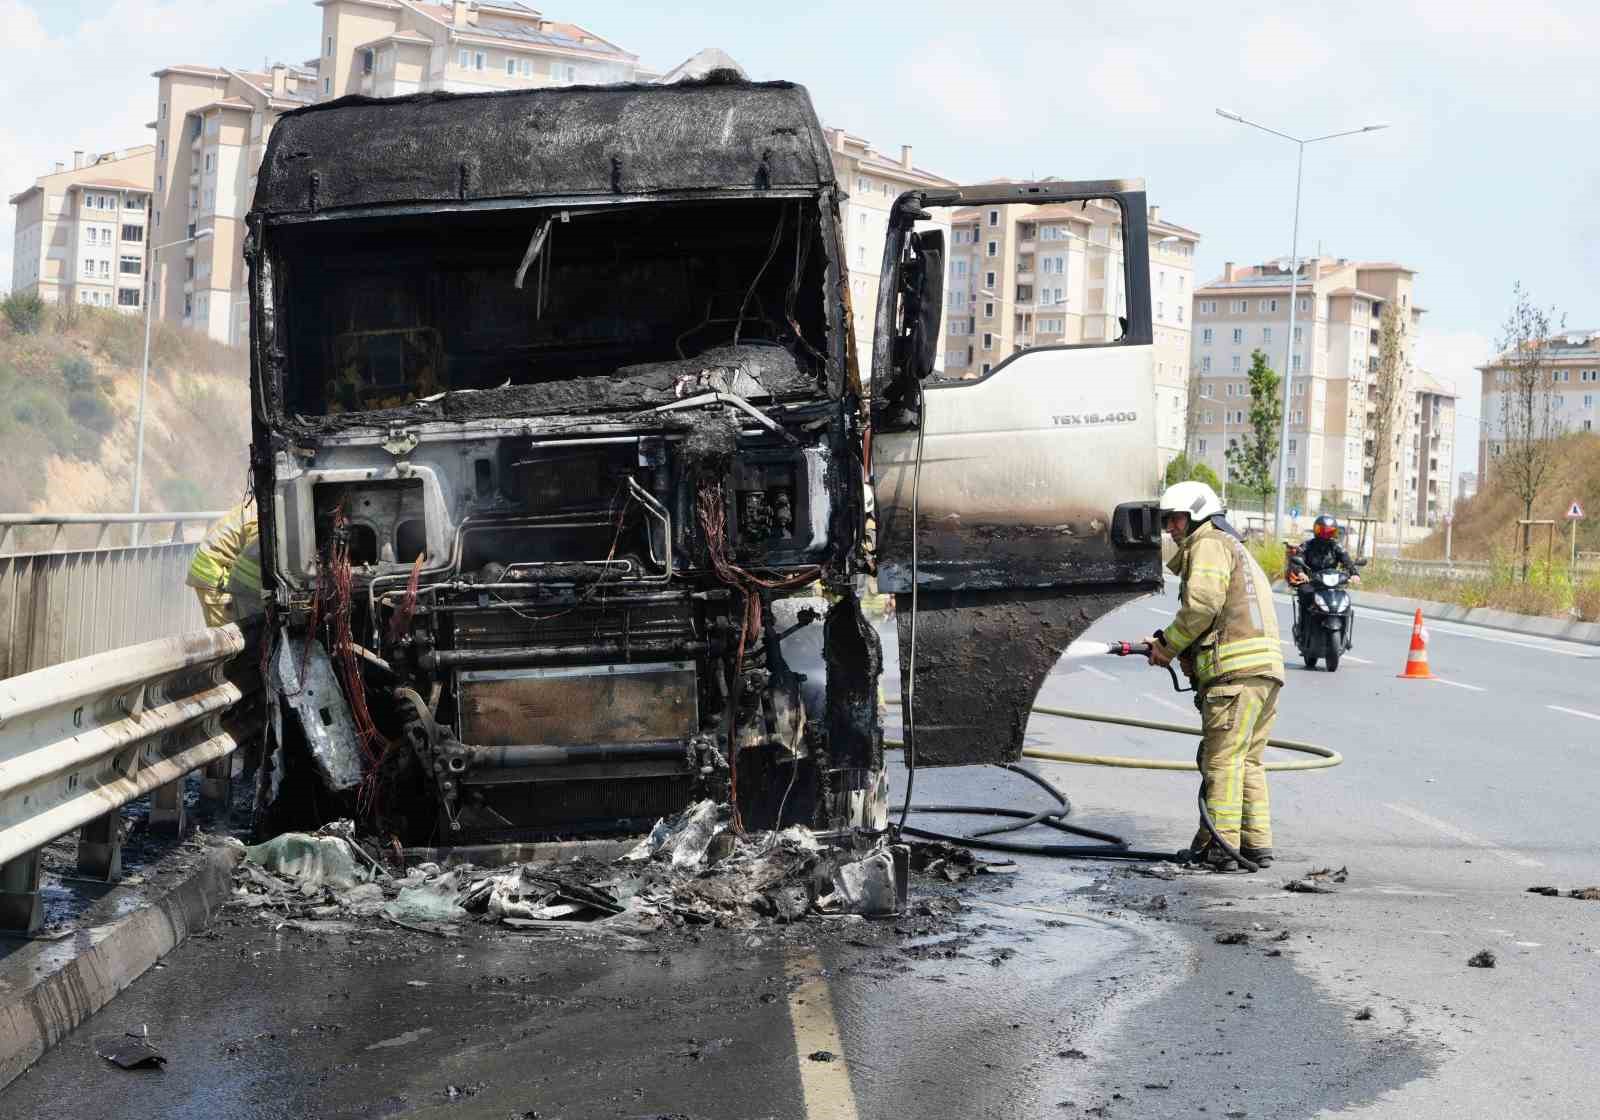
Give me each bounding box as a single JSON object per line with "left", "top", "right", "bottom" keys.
{"left": 131, "top": 227, "right": 213, "bottom": 543}
{"left": 1216, "top": 108, "right": 1389, "bottom": 539}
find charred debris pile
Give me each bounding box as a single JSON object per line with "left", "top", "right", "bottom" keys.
{"left": 230, "top": 802, "right": 1014, "bottom": 939}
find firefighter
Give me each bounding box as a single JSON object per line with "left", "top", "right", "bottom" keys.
{"left": 1146, "top": 481, "right": 1284, "bottom": 871}
{"left": 185, "top": 500, "right": 259, "bottom": 627}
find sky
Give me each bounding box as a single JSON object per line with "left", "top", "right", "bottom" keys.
{"left": 5, "top": 0, "right": 1598, "bottom": 483}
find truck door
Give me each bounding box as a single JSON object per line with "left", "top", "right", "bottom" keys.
{"left": 870, "top": 181, "right": 1164, "bottom": 766}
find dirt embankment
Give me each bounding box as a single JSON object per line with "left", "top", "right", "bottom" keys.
{"left": 0, "top": 306, "right": 250, "bottom": 547}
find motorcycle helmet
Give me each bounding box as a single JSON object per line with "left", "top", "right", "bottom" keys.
{"left": 1312, "top": 514, "right": 1339, "bottom": 541}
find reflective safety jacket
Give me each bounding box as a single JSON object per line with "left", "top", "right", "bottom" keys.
{"left": 185, "top": 503, "right": 258, "bottom": 594}
{"left": 1156, "top": 520, "right": 1284, "bottom": 688}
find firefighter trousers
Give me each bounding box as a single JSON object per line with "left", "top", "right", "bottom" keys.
{"left": 1190, "top": 677, "right": 1279, "bottom": 853}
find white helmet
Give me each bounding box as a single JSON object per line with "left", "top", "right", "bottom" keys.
{"left": 1158, "top": 480, "right": 1223, "bottom": 524}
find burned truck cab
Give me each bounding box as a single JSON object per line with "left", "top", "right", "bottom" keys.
{"left": 246, "top": 80, "right": 880, "bottom": 841}
{"left": 245, "top": 78, "right": 1163, "bottom": 846}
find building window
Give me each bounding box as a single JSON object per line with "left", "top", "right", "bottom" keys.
{"left": 1232, "top": 299, "right": 1247, "bottom": 313}
{"left": 1293, "top": 381, "right": 1305, "bottom": 396}
{"left": 323, "top": 77, "right": 331, "bottom": 94}
{"left": 119, "top": 255, "right": 141, "bottom": 275}
{"left": 459, "top": 48, "right": 471, "bottom": 68}
{"left": 476, "top": 52, "right": 487, "bottom": 71}
{"left": 1288, "top": 439, "right": 1298, "bottom": 453}
{"left": 983, "top": 302, "right": 995, "bottom": 319}
{"left": 1202, "top": 328, "right": 1213, "bottom": 344}
{"left": 1293, "top": 326, "right": 1302, "bottom": 343}
{"left": 118, "top": 288, "right": 140, "bottom": 308}
{"left": 1177, "top": 305, "right": 1185, "bottom": 323}
{"left": 1293, "top": 409, "right": 1305, "bottom": 424}
{"left": 1554, "top": 370, "right": 1570, "bottom": 382}
{"left": 1287, "top": 466, "right": 1298, "bottom": 482}
{"left": 1263, "top": 327, "right": 1273, "bottom": 344}
{"left": 1292, "top": 354, "right": 1302, "bottom": 372}
{"left": 1226, "top": 383, "right": 1235, "bottom": 397}
{"left": 363, "top": 49, "right": 375, "bottom": 75}
{"left": 1298, "top": 297, "right": 1309, "bottom": 312}
{"left": 99, "top": 260, "right": 110, "bottom": 278}
{"left": 982, "top": 332, "right": 993, "bottom": 350}
{"left": 1231, "top": 355, "right": 1241, "bottom": 372}
{"left": 1202, "top": 356, "right": 1212, "bottom": 373}
{"left": 1232, "top": 328, "right": 1243, "bottom": 344}
{"left": 204, "top": 153, "right": 214, "bottom": 172}
{"left": 326, "top": 34, "right": 333, "bottom": 56}
{"left": 123, "top": 224, "right": 144, "bottom": 242}
{"left": 157, "top": 173, "right": 164, "bottom": 193}
{"left": 1198, "top": 438, "right": 1208, "bottom": 454}
{"left": 986, "top": 241, "right": 998, "bottom": 258}
{"left": 987, "top": 209, "right": 999, "bottom": 227}
{"left": 985, "top": 271, "right": 996, "bottom": 288}
{"left": 507, "top": 57, "right": 517, "bottom": 76}
{"left": 521, "top": 59, "right": 534, "bottom": 77}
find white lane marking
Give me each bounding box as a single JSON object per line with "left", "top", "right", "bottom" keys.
{"left": 1354, "top": 609, "right": 1590, "bottom": 658}
{"left": 1549, "top": 704, "right": 1600, "bottom": 723}
{"left": 1080, "top": 665, "right": 1118, "bottom": 682}
{"left": 1384, "top": 803, "right": 1543, "bottom": 869}
{"left": 786, "top": 951, "right": 861, "bottom": 1120}
{"left": 1145, "top": 691, "right": 1193, "bottom": 717}
{"left": 1428, "top": 678, "right": 1486, "bottom": 692}
{"left": 1144, "top": 607, "right": 1170, "bottom": 617}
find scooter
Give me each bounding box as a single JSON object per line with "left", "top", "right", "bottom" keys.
{"left": 1287, "top": 561, "right": 1363, "bottom": 672}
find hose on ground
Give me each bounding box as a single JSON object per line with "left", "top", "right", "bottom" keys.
{"left": 885, "top": 702, "right": 1342, "bottom": 869}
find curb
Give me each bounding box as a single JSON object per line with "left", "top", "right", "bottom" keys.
{"left": 0, "top": 840, "right": 242, "bottom": 1090}
{"left": 1270, "top": 582, "right": 1600, "bottom": 647}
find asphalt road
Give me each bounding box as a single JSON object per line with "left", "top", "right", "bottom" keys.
{"left": 4, "top": 589, "right": 1597, "bottom": 1119}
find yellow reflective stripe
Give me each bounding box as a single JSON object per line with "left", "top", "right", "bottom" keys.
{"left": 187, "top": 549, "right": 227, "bottom": 591}
{"left": 230, "top": 550, "right": 262, "bottom": 592}
{"left": 1164, "top": 622, "right": 1194, "bottom": 646}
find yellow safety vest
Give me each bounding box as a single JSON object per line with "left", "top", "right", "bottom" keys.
{"left": 186, "top": 503, "right": 258, "bottom": 594}
{"left": 1158, "top": 521, "right": 1284, "bottom": 688}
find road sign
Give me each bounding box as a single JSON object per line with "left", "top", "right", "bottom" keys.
{"left": 1568, "top": 501, "right": 1585, "bottom": 520}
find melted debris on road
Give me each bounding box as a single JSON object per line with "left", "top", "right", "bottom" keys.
{"left": 229, "top": 804, "right": 1017, "bottom": 939}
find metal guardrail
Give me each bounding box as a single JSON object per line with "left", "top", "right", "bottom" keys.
{"left": 1383, "top": 557, "right": 1600, "bottom": 581}
{"left": 0, "top": 623, "right": 261, "bottom": 933}
{"left": 0, "top": 512, "right": 228, "bottom": 681}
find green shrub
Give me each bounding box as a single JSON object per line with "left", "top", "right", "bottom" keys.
{"left": 59, "top": 354, "right": 96, "bottom": 390}
{"left": 2, "top": 291, "right": 47, "bottom": 335}
{"left": 1246, "top": 537, "right": 1286, "bottom": 581}
{"left": 67, "top": 389, "right": 116, "bottom": 434}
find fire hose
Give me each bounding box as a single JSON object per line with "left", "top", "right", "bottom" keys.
{"left": 884, "top": 655, "right": 1342, "bottom": 871}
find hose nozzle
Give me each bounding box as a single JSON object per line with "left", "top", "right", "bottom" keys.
{"left": 1107, "top": 641, "right": 1153, "bottom": 657}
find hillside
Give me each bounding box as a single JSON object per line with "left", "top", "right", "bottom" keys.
{"left": 0, "top": 298, "right": 251, "bottom": 541}
{"left": 1406, "top": 431, "right": 1600, "bottom": 562}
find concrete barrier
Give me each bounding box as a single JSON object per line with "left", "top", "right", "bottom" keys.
{"left": 0, "top": 839, "right": 242, "bottom": 1090}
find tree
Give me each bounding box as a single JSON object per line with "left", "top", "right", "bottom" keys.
{"left": 1493, "top": 283, "right": 1565, "bottom": 578}
{"left": 1226, "top": 349, "right": 1283, "bottom": 512}
{"left": 1164, "top": 452, "right": 1220, "bottom": 492}
{"left": 1363, "top": 302, "right": 1410, "bottom": 524}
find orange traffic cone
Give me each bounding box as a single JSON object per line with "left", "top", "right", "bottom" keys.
{"left": 1397, "top": 608, "right": 1434, "bottom": 679}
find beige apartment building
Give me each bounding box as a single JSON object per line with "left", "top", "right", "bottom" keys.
{"left": 1188, "top": 257, "right": 1427, "bottom": 517}
{"left": 9, "top": 147, "right": 154, "bottom": 313}
{"left": 825, "top": 129, "right": 956, "bottom": 377}
{"left": 943, "top": 197, "right": 1200, "bottom": 466}
{"left": 1408, "top": 373, "right": 1458, "bottom": 528}
{"left": 1478, "top": 328, "right": 1600, "bottom": 478}
{"left": 143, "top": 1, "right": 644, "bottom": 343}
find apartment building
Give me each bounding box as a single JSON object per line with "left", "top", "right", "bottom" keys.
{"left": 148, "top": 64, "right": 319, "bottom": 344}
{"left": 825, "top": 130, "right": 956, "bottom": 377}
{"left": 1188, "top": 258, "right": 1425, "bottom": 514}
{"left": 8, "top": 147, "right": 154, "bottom": 313}
{"left": 943, "top": 196, "right": 1199, "bottom": 466}
{"left": 317, "top": 0, "right": 642, "bottom": 101}
{"left": 1407, "top": 373, "right": 1457, "bottom": 527}
{"left": 144, "top": 1, "right": 643, "bottom": 343}
{"left": 1478, "top": 328, "right": 1600, "bottom": 477}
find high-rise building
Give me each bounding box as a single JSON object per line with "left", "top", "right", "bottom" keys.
{"left": 824, "top": 129, "right": 956, "bottom": 378}
{"left": 145, "top": 1, "right": 645, "bottom": 343}
{"left": 942, "top": 197, "right": 1199, "bottom": 467}
{"left": 1408, "top": 373, "right": 1457, "bottom": 528}
{"left": 1477, "top": 329, "right": 1600, "bottom": 478}
{"left": 8, "top": 147, "right": 154, "bottom": 313}
{"left": 1188, "top": 258, "right": 1425, "bottom": 516}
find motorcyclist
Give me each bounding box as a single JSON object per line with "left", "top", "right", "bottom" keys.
{"left": 1288, "top": 515, "right": 1358, "bottom": 639}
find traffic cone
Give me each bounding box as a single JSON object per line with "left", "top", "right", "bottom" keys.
{"left": 1397, "top": 608, "right": 1434, "bottom": 680}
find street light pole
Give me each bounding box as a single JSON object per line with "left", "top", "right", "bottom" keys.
{"left": 131, "top": 227, "right": 212, "bottom": 544}
{"left": 1215, "top": 109, "right": 1389, "bottom": 540}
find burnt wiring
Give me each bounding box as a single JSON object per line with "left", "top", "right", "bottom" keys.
{"left": 733, "top": 206, "right": 788, "bottom": 347}
{"left": 696, "top": 477, "right": 821, "bottom": 833}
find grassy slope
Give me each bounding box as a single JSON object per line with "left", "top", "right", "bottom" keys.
{"left": 0, "top": 305, "right": 250, "bottom": 546}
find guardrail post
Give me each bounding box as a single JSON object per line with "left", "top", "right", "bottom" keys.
{"left": 149, "top": 779, "right": 189, "bottom": 835}
{"left": 199, "top": 756, "right": 232, "bottom": 820}
{"left": 77, "top": 812, "right": 125, "bottom": 881}
{"left": 0, "top": 853, "right": 44, "bottom": 935}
